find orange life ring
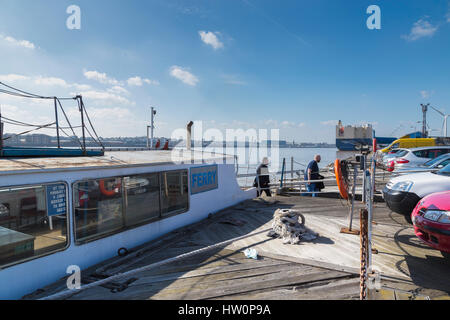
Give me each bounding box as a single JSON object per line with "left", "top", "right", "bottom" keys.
{"left": 99, "top": 179, "right": 121, "bottom": 197}
{"left": 334, "top": 159, "right": 349, "bottom": 200}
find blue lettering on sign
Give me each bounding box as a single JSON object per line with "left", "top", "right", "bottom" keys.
{"left": 190, "top": 165, "right": 218, "bottom": 194}
{"left": 46, "top": 184, "right": 67, "bottom": 217}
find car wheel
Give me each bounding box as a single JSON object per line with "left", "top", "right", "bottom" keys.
{"left": 404, "top": 213, "right": 412, "bottom": 224}
{"left": 441, "top": 251, "right": 450, "bottom": 260}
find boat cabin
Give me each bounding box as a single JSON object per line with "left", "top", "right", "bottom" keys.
{"left": 0, "top": 149, "right": 255, "bottom": 299}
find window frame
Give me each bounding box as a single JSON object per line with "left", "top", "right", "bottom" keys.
{"left": 0, "top": 181, "right": 70, "bottom": 270}
{"left": 72, "top": 169, "right": 190, "bottom": 245}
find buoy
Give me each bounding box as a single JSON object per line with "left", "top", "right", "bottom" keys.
{"left": 99, "top": 179, "right": 121, "bottom": 197}
{"left": 334, "top": 159, "right": 349, "bottom": 200}
{"left": 155, "top": 140, "right": 161, "bottom": 149}
{"left": 163, "top": 140, "right": 169, "bottom": 150}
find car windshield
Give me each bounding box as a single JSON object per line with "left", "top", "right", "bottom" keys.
{"left": 423, "top": 154, "right": 449, "bottom": 167}
{"left": 393, "top": 150, "right": 408, "bottom": 158}
{"left": 436, "top": 163, "right": 450, "bottom": 176}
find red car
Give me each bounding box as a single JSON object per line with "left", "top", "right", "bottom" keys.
{"left": 412, "top": 191, "right": 450, "bottom": 259}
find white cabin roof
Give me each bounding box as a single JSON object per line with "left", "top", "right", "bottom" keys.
{"left": 0, "top": 149, "right": 233, "bottom": 176}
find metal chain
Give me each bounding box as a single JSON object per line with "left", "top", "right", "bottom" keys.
{"left": 360, "top": 208, "right": 369, "bottom": 300}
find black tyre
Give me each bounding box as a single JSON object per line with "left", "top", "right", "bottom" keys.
{"left": 441, "top": 251, "right": 450, "bottom": 260}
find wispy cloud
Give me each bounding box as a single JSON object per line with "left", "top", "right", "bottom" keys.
{"left": 75, "top": 90, "right": 135, "bottom": 106}
{"left": 199, "top": 31, "right": 224, "bottom": 50}
{"left": 0, "top": 74, "right": 91, "bottom": 91}
{"left": 83, "top": 70, "right": 119, "bottom": 85}
{"left": 402, "top": 18, "right": 438, "bottom": 41}
{"left": 170, "top": 66, "right": 199, "bottom": 86}
{"left": 321, "top": 120, "right": 339, "bottom": 126}
{"left": 420, "top": 90, "right": 434, "bottom": 99}
{"left": 0, "top": 34, "right": 35, "bottom": 50}
{"left": 127, "top": 76, "right": 159, "bottom": 87}
{"left": 221, "top": 74, "right": 247, "bottom": 86}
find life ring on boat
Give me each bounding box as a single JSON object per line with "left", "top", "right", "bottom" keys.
{"left": 334, "top": 159, "right": 349, "bottom": 200}
{"left": 99, "top": 179, "right": 121, "bottom": 197}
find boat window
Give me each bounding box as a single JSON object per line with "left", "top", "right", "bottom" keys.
{"left": 73, "top": 178, "right": 124, "bottom": 243}
{"left": 161, "top": 170, "right": 189, "bottom": 217}
{"left": 0, "top": 183, "right": 68, "bottom": 268}
{"left": 124, "top": 174, "right": 160, "bottom": 226}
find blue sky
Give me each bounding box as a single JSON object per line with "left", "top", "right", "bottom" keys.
{"left": 0, "top": 0, "right": 449, "bottom": 142}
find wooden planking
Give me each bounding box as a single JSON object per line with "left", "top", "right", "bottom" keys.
{"left": 27, "top": 195, "right": 450, "bottom": 300}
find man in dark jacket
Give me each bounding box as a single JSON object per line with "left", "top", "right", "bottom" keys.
{"left": 254, "top": 157, "right": 271, "bottom": 197}
{"left": 304, "top": 155, "right": 321, "bottom": 197}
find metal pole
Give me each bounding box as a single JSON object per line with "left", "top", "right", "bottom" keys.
{"left": 78, "top": 96, "right": 87, "bottom": 153}
{"left": 54, "top": 97, "right": 61, "bottom": 148}
{"left": 150, "top": 107, "right": 155, "bottom": 149}
{"left": 349, "top": 166, "right": 357, "bottom": 229}
{"left": 280, "top": 158, "right": 286, "bottom": 188}
{"left": 291, "top": 157, "right": 294, "bottom": 181}
{"left": 146, "top": 126, "right": 150, "bottom": 149}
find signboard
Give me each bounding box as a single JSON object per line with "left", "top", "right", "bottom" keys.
{"left": 46, "top": 184, "right": 67, "bottom": 217}
{"left": 190, "top": 165, "right": 218, "bottom": 195}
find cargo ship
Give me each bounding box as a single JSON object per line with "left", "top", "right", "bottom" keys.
{"left": 336, "top": 121, "right": 396, "bottom": 151}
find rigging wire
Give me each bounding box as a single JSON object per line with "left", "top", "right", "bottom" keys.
{"left": 0, "top": 81, "right": 106, "bottom": 150}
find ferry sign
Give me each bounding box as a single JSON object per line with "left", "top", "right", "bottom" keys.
{"left": 190, "top": 165, "right": 218, "bottom": 195}
{"left": 46, "top": 183, "right": 67, "bottom": 217}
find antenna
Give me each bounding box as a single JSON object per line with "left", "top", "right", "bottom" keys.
{"left": 147, "top": 107, "right": 157, "bottom": 149}
{"left": 421, "top": 104, "right": 430, "bottom": 138}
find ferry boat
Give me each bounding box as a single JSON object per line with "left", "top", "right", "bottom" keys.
{"left": 0, "top": 148, "right": 255, "bottom": 299}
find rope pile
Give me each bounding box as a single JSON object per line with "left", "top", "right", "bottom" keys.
{"left": 270, "top": 209, "right": 318, "bottom": 245}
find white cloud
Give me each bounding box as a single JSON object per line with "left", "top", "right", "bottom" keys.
{"left": 402, "top": 18, "right": 438, "bottom": 41}
{"left": 0, "top": 74, "right": 30, "bottom": 82}
{"left": 127, "top": 76, "right": 159, "bottom": 87}
{"left": 221, "top": 74, "right": 247, "bottom": 86}
{"left": 108, "top": 86, "right": 129, "bottom": 95}
{"left": 0, "top": 74, "right": 91, "bottom": 92}
{"left": 83, "top": 70, "right": 119, "bottom": 85}
{"left": 34, "top": 76, "right": 68, "bottom": 87}
{"left": 199, "top": 31, "right": 224, "bottom": 50}
{"left": 321, "top": 120, "right": 339, "bottom": 126}
{"left": 0, "top": 34, "right": 35, "bottom": 49}
{"left": 76, "top": 90, "right": 134, "bottom": 106}
{"left": 169, "top": 66, "right": 199, "bottom": 86}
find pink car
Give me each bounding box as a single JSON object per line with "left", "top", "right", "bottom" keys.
{"left": 411, "top": 191, "right": 450, "bottom": 259}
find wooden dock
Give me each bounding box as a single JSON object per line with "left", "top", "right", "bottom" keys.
{"left": 26, "top": 195, "right": 450, "bottom": 300}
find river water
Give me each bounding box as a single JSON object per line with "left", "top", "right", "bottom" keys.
{"left": 230, "top": 147, "right": 338, "bottom": 187}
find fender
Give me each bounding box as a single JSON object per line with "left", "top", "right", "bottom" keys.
{"left": 334, "top": 159, "right": 349, "bottom": 200}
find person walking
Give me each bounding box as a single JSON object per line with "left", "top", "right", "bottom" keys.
{"left": 254, "top": 157, "right": 271, "bottom": 197}
{"left": 304, "top": 155, "right": 322, "bottom": 197}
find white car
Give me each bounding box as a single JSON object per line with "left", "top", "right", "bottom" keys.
{"left": 387, "top": 146, "right": 450, "bottom": 171}
{"left": 383, "top": 163, "right": 450, "bottom": 216}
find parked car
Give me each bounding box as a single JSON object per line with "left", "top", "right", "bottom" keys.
{"left": 381, "top": 148, "right": 408, "bottom": 164}
{"left": 385, "top": 146, "right": 450, "bottom": 171}
{"left": 383, "top": 163, "right": 450, "bottom": 217}
{"left": 411, "top": 191, "right": 450, "bottom": 259}
{"left": 394, "top": 153, "right": 450, "bottom": 174}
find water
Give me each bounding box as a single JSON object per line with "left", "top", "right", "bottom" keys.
{"left": 232, "top": 147, "right": 338, "bottom": 187}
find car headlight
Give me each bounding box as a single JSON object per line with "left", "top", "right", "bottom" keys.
{"left": 390, "top": 181, "right": 413, "bottom": 192}
{"left": 423, "top": 210, "right": 450, "bottom": 224}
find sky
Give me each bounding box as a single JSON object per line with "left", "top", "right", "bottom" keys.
{"left": 0, "top": 0, "right": 449, "bottom": 143}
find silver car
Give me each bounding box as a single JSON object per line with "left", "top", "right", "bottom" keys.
{"left": 394, "top": 153, "right": 450, "bottom": 174}
{"left": 389, "top": 146, "right": 450, "bottom": 171}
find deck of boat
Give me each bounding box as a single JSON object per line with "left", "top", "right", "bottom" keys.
{"left": 26, "top": 195, "right": 450, "bottom": 300}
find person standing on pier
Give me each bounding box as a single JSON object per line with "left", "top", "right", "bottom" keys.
{"left": 254, "top": 157, "right": 271, "bottom": 197}
{"left": 305, "top": 155, "right": 322, "bottom": 197}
